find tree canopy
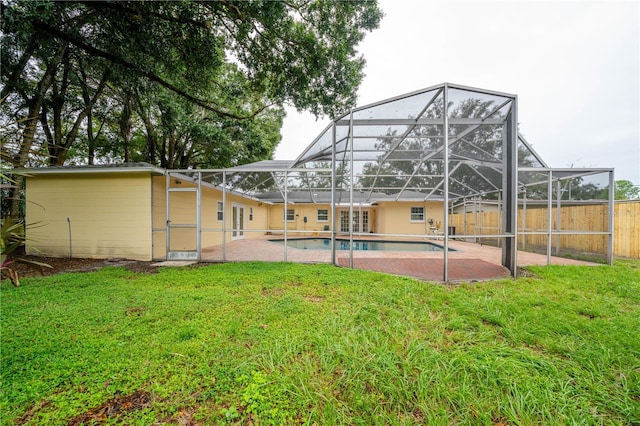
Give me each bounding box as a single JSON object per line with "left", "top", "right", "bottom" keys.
{"left": 1, "top": 0, "right": 382, "bottom": 217}
{"left": 1, "top": 0, "right": 382, "bottom": 169}
{"left": 612, "top": 180, "right": 639, "bottom": 200}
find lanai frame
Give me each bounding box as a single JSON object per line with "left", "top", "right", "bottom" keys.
{"left": 162, "top": 83, "right": 615, "bottom": 281}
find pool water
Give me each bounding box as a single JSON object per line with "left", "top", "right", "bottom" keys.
{"left": 269, "top": 238, "right": 454, "bottom": 252}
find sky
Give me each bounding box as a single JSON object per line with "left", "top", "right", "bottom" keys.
{"left": 275, "top": 0, "right": 640, "bottom": 185}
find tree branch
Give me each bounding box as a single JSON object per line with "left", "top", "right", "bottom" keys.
{"left": 1, "top": 35, "right": 39, "bottom": 100}
{"left": 79, "top": 1, "right": 212, "bottom": 31}
{"left": 32, "top": 20, "right": 267, "bottom": 120}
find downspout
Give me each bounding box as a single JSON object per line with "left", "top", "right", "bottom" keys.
{"left": 67, "top": 217, "right": 72, "bottom": 258}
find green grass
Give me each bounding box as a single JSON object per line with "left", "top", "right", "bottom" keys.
{"left": 2, "top": 260, "right": 639, "bottom": 425}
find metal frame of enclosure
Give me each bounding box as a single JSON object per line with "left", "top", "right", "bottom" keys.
{"left": 161, "top": 83, "right": 614, "bottom": 280}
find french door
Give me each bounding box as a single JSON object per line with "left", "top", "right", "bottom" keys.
{"left": 339, "top": 209, "right": 369, "bottom": 233}
{"left": 231, "top": 204, "right": 245, "bottom": 240}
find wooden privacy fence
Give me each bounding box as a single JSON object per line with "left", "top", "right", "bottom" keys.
{"left": 613, "top": 201, "right": 640, "bottom": 258}
{"left": 449, "top": 200, "right": 639, "bottom": 259}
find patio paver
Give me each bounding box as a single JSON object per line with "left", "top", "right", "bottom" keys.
{"left": 200, "top": 235, "right": 596, "bottom": 282}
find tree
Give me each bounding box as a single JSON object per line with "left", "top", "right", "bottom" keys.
{"left": 1, "top": 0, "right": 383, "bottom": 217}
{"left": 358, "top": 97, "right": 512, "bottom": 198}
{"left": 610, "top": 180, "right": 639, "bottom": 200}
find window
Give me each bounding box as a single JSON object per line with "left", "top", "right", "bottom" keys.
{"left": 410, "top": 206, "right": 424, "bottom": 222}
{"left": 285, "top": 208, "right": 295, "bottom": 221}
{"left": 317, "top": 209, "right": 328, "bottom": 222}
{"left": 217, "top": 201, "right": 224, "bottom": 221}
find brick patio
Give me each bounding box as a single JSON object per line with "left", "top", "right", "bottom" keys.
{"left": 201, "top": 235, "right": 595, "bottom": 282}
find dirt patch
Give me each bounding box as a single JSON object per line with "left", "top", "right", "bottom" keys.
{"left": 67, "top": 390, "right": 152, "bottom": 425}
{"left": 125, "top": 306, "right": 148, "bottom": 317}
{"left": 1, "top": 255, "right": 159, "bottom": 281}
{"left": 160, "top": 406, "right": 200, "bottom": 425}
{"left": 517, "top": 267, "right": 542, "bottom": 279}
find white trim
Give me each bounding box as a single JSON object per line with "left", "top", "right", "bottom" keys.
{"left": 231, "top": 203, "right": 245, "bottom": 240}
{"left": 410, "top": 206, "right": 425, "bottom": 222}
{"left": 317, "top": 208, "right": 329, "bottom": 222}
{"left": 284, "top": 208, "right": 295, "bottom": 222}
{"left": 216, "top": 201, "right": 224, "bottom": 221}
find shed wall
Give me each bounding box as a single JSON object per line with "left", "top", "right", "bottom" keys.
{"left": 26, "top": 173, "right": 153, "bottom": 260}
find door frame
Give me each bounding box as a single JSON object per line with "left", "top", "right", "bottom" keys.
{"left": 231, "top": 203, "right": 245, "bottom": 240}
{"left": 166, "top": 173, "right": 201, "bottom": 260}
{"left": 339, "top": 208, "right": 370, "bottom": 234}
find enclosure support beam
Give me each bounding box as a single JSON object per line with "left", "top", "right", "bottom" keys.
{"left": 463, "top": 199, "right": 467, "bottom": 236}
{"left": 502, "top": 98, "right": 517, "bottom": 277}
{"left": 443, "top": 85, "right": 450, "bottom": 282}
{"left": 522, "top": 190, "right": 527, "bottom": 251}
{"left": 473, "top": 196, "right": 478, "bottom": 243}
{"left": 165, "top": 173, "right": 170, "bottom": 259}
{"left": 556, "top": 180, "right": 562, "bottom": 256}
{"left": 197, "top": 172, "right": 202, "bottom": 261}
{"left": 284, "top": 171, "right": 288, "bottom": 262}
{"left": 222, "top": 172, "right": 227, "bottom": 261}
{"left": 331, "top": 122, "right": 337, "bottom": 265}
{"left": 498, "top": 191, "right": 502, "bottom": 248}
{"left": 607, "top": 170, "right": 615, "bottom": 265}
{"left": 547, "top": 171, "right": 553, "bottom": 265}
{"left": 349, "top": 109, "right": 354, "bottom": 269}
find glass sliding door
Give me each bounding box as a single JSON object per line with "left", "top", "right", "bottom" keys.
{"left": 232, "top": 204, "right": 245, "bottom": 240}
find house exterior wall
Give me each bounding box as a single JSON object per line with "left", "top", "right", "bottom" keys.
{"left": 266, "top": 202, "right": 444, "bottom": 236}
{"left": 151, "top": 176, "right": 268, "bottom": 259}
{"left": 26, "top": 173, "right": 153, "bottom": 260}
{"left": 25, "top": 171, "right": 448, "bottom": 262}
{"left": 267, "top": 203, "right": 333, "bottom": 235}
{"left": 200, "top": 185, "right": 267, "bottom": 245}
{"left": 376, "top": 201, "right": 445, "bottom": 235}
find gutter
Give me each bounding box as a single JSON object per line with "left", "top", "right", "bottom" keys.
{"left": 20, "top": 166, "right": 166, "bottom": 176}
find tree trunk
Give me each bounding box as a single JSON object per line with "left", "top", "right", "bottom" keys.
{"left": 9, "top": 42, "right": 68, "bottom": 218}
{"left": 0, "top": 35, "right": 38, "bottom": 100}
{"left": 133, "top": 92, "right": 158, "bottom": 165}
{"left": 120, "top": 94, "right": 133, "bottom": 163}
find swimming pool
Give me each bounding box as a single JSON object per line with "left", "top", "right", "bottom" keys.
{"left": 268, "top": 238, "right": 454, "bottom": 252}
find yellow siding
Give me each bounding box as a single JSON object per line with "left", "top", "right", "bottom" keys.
{"left": 376, "top": 201, "right": 444, "bottom": 235}
{"left": 26, "top": 173, "right": 153, "bottom": 260}
{"left": 152, "top": 176, "right": 168, "bottom": 259}
{"left": 266, "top": 202, "right": 445, "bottom": 236}
{"left": 267, "top": 204, "right": 333, "bottom": 235}
{"left": 201, "top": 189, "right": 268, "bottom": 245}
{"left": 151, "top": 176, "right": 270, "bottom": 259}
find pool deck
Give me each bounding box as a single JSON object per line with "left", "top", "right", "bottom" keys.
{"left": 201, "top": 235, "right": 595, "bottom": 282}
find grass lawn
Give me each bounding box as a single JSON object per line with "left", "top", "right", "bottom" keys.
{"left": 2, "top": 260, "right": 639, "bottom": 425}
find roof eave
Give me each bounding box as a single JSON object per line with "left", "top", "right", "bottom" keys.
{"left": 19, "top": 165, "right": 166, "bottom": 176}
